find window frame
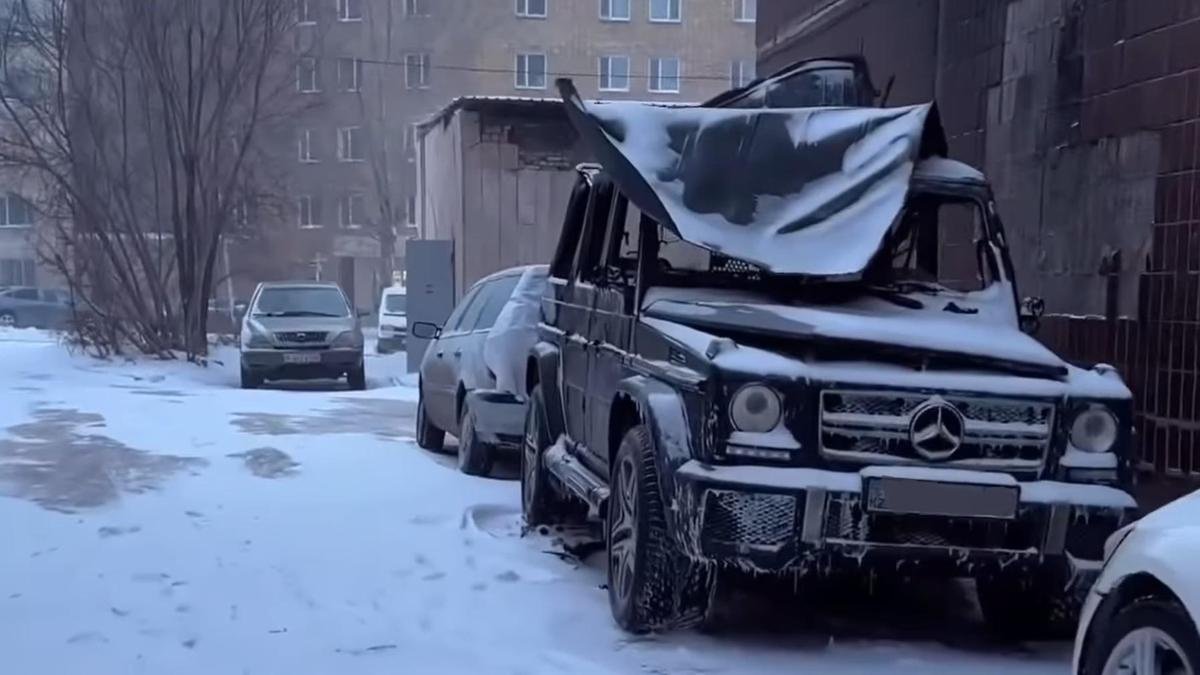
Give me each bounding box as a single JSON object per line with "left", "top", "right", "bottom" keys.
{"left": 598, "top": 55, "right": 631, "bottom": 92}
{"left": 0, "top": 194, "right": 34, "bottom": 228}
{"left": 297, "top": 195, "right": 319, "bottom": 229}
{"left": 296, "top": 0, "right": 316, "bottom": 25}
{"left": 550, "top": 175, "right": 593, "bottom": 280}
{"left": 297, "top": 129, "right": 317, "bottom": 163}
{"left": 445, "top": 283, "right": 489, "bottom": 335}
{"left": 337, "top": 126, "right": 365, "bottom": 162}
{"left": 515, "top": 52, "right": 548, "bottom": 90}
{"left": 404, "top": 53, "right": 430, "bottom": 89}
{"left": 649, "top": 0, "right": 681, "bottom": 23}
{"left": 337, "top": 57, "right": 363, "bottom": 92}
{"left": 296, "top": 57, "right": 319, "bottom": 93}
{"left": 404, "top": 0, "right": 429, "bottom": 17}
{"left": 337, "top": 0, "right": 363, "bottom": 22}
{"left": 340, "top": 191, "right": 366, "bottom": 229}
{"left": 515, "top": 0, "right": 547, "bottom": 19}
{"left": 734, "top": 0, "right": 756, "bottom": 22}
{"left": 729, "top": 60, "right": 755, "bottom": 88}
{"left": 599, "top": 0, "right": 631, "bottom": 21}
{"left": 648, "top": 57, "right": 681, "bottom": 93}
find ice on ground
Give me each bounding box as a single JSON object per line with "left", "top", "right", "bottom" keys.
{"left": 0, "top": 336, "right": 1071, "bottom": 674}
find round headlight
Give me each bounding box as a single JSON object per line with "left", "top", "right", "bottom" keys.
{"left": 1070, "top": 406, "right": 1118, "bottom": 453}
{"left": 730, "top": 384, "right": 782, "bottom": 433}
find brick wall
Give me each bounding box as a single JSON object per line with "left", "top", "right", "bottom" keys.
{"left": 760, "top": 0, "right": 1200, "bottom": 490}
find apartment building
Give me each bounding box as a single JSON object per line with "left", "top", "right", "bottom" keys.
{"left": 246, "top": 0, "right": 756, "bottom": 310}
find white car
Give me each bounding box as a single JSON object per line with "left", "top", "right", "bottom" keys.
{"left": 1074, "top": 490, "right": 1200, "bottom": 674}
{"left": 376, "top": 286, "right": 407, "bottom": 354}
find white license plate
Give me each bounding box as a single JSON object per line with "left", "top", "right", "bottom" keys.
{"left": 283, "top": 352, "right": 322, "bottom": 364}
{"left": 865, "top": 478, "right": 1018, "bottom": 520}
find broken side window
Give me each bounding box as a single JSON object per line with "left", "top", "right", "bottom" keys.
{"left": 883, "top": 193, "right": 992, "bottom": 293}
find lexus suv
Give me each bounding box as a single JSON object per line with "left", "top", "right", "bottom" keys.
{"left": 239, "top": 281, "right": 366, "bottom": 390}
{"left": 518, "top": 75, "right": 1139, "bottom": 635}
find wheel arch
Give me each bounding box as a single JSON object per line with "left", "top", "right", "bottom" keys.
{"left": 1079, "top": 572, "right": 1189, "bottom": 674}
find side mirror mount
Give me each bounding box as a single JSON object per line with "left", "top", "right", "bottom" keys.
{"left": 1020, "top": 296, "right": 1045, "bottom": 334}
{"left": 411, "top": 321, "right": 441, "bottom": 340}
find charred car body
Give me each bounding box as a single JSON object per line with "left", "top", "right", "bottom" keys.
{"left": 521, "top": 60, "right": 1139, "bottom": 635}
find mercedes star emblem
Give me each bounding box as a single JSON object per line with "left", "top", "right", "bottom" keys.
{"left": 908, "top": 397, "right": 966, "bottom": 461}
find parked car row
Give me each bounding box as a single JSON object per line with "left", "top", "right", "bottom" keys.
{"left": 406, "top": 56, "right": 1198, "bottom": 675}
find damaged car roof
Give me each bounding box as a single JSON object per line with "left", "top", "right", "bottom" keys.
{"left": 557, "top": 79, "right": 949, "bottom": 277}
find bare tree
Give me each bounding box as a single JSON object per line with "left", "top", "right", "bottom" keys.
{"left": 0, "top": 0, "right": 296, "bottom": 358}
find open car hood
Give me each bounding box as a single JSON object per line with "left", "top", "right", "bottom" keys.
{"left": 558, "top": 79, "right": 947, "bottom": 277}
{"left": 641, "top": 290, "right": 1070, "bottom": 380}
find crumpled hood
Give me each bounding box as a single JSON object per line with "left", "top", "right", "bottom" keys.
{"left": 557, "top": 79, "right": 947, "bottom": 277}
{"left": 642, "top": 289, "right": 1069, "bottom": 379}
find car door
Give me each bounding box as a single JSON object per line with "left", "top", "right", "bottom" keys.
{"left": 6, "top": 287, "right": 40, "bottom": 327}
{"left": 458, "top": 272, "right": 521, "bottom": 394}
{"left": 422, "top": 283, "right": 484, "bottom": 432}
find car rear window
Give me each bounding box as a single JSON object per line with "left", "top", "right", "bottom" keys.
{"left": 253, "top": 287, "right": 349, "bottom": 318}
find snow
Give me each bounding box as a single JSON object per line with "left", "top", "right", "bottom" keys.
{"left": 640, "top": 315, "right": 1131, "bottom": 400}
{"left": 728, "top": 427, "right": 802, "bottom": 451}
{"left": 1019, "top": 481, "right": 1137, "bottom": 509}
{"left": 483, "top": 265, "right": 548, "bottom": 394}
{"left": 1060, "top": 448, "right": 1118, "bottom": 469}
{"left": 913, "top": 157, "right": 985, "bottom": 183}
{"left": 676, "top": 460, "right": 863, "bottom": 493}
{"left": 860, "top": 466, "right": 1018, "bottom": 487}
{"left": 575, "top": 99, "right": 938, "bottom": 276}
{"left": 0, "top": 332, "right": 1072, "bottom": 674}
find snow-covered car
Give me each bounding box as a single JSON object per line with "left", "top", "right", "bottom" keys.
{"left": 0, "top": 287, "right": 73, "bottom": 329}
{"left": 1073, "top": 490, "right": 1200, "bottom": 675}
{"left": 239, "top": 281, "right": 366, "bottom": 390}
{"left": 376, "top": 286, "right": 407, "bottom": 354}
{"left": 411, "top": 265, "right": 547, "bottom": 477}
{"left": 517, "top": 76, "right": 1139, "bottom": 635}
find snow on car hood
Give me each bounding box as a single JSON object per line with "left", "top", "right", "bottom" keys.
{"left": 641, "top": 286, "right": 1070, "bottom": 379}
{"left": 558, "top": 79, "right": 946, "bottom": 276}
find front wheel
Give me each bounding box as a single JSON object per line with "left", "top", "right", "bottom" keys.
{"left": 347, "top": 364, "right": 366, "bottom": 391}
{"left": 0, "top": 310, "right": 16, "bottom": 328}
{"left": 239, "top": 363, "right": 261, "bottom": 389}
{"left": 1084, "top": 599, "right": 1200, "bottom": 675}
{"left": 607, "top": 424, "right": 714, "bottom": 633}
{"left": 457, "top": 402, "right": 494, "bottom": 476}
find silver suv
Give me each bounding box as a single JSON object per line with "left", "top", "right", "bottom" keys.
{"left": 239, "top": 281, "right": 365, "bottom": 390}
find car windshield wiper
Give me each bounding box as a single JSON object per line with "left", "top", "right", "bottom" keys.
{"left": 254, "top": 310, "right": 343, "bottom": 318}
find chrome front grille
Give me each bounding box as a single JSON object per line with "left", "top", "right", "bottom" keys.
{"left": 819, "top": 390, "right": 1053, "bottom": 471}
{"left": 275, "top": 331, "right": 329, "bottom": 344}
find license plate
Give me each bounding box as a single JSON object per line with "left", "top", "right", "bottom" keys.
{"left": 865, "top": 478, "right": 1018, "bottom": 520}
{"left": 283, "top": 352, "right": 322, "bottom": 364}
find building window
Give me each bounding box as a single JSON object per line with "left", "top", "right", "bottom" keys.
{"left": 297, "top": 195, "right": 319, "bottom": 228}
{"left": 405, "top": 0, "right": 429, "bottom": 17}
{"left": 0, "top": 194, "right": 32, "bottom": 227}
{"left": 516, "top": 0, "right": 547, "bottom": 18}
{"left": 599, "top": 55, "right": 630, "bottom": 92}
{"left": 406, "top": 195, "right": 417, "bottom": 226}
{"left": 730, "top": 60, "right": 755, "bottom": 88}
{"left": 338, "top": 57, "right": 363, "bottom": 92}
{"left": 338, "top": 126, "right": 365, "bottom": 161}
{"left": 297, "top": 57, "right": 319, "bottom": 93}
{"left": 405, "top": 53, "right": 430, "bottom": 89}
{"left": 298, "top": 129, "right": 317, "bottom": 163}
{"left": 0, "top": 259, "right": 36, "bottom": 286}
{"left": 649, "top": 0, "right": 680, "bottom": 22}
{"left": 296, "top": 0, "right": 315, "bottom": 24}
{"left": 340, "top": 191, "right": 366, "bottom": 228}
{"left": 734, "top": 0, "right": 756, "bottom": 22}
{"left": 600, "top": 0, "right": 630, "bottom": 21}
{"left": 649, "top": 57, "right": 680, "bottom": 93}
{"left": 515, "top": 53, "right": 547, "bottom": 89}
{"left": 337, "top": 0, "right": 362, "bottom": 21}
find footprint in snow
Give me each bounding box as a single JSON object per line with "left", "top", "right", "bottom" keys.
{"left": 66, "top": 631, "right": 108, "bottom": 645}
{"left": 97, "top": 525, "right": 141, "bottom": 538}
{"left": 421, "top": 572, "right": 446, "bottom": 581}
{"left": 495, "top": 570, "right": 521, "bottom": 583}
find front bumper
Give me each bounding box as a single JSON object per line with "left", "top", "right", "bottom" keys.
{"left": 241, "top": 348, "right": 363, "bottom": 380}
{"left": 673, "top": 461, "right": 1136, "bottom": 577}
{"left": 465, "top": 389, "right": 525, "bottom": 447}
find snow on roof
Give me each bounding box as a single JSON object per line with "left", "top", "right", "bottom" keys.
{"left": 914, "top": 157, "right": 986, "bottom": 184}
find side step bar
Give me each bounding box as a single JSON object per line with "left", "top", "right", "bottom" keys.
{"left": 544, "top": 441, "right": 609, "bottom": 519}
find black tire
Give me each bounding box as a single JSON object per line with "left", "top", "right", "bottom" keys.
{"left": 347, "top": 364, "right": 367, "bottom": 391}
{"left": 0, "top": 310, "right": 16, "bottom": 328}
{"left": 520, "top": 384, "right": 571, "bottom": 526}
{"left": 415, "top": 390, "right": 445, "bottom": 452}
{"left": 607, "top": 424, "right": 715, "bottom": 634}
{"left": 976, "top": 569, "right": 1082, "bottom": 639}
{"left": 239, "top": 363, "right": 261, "bottom": 389}
{"left": 457, "top": 402, "right": 494, "bottom": 477}
{"left": 1083, "top": 598, "right": 1200, "bottom": 675}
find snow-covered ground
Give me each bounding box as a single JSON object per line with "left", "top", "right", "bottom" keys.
{"left": 0, "top": 330, "right": 1072, "bottom": 674}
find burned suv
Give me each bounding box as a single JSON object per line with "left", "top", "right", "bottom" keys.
{"left": 520, "top": 75, "right": 1138, "bottom": 635}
